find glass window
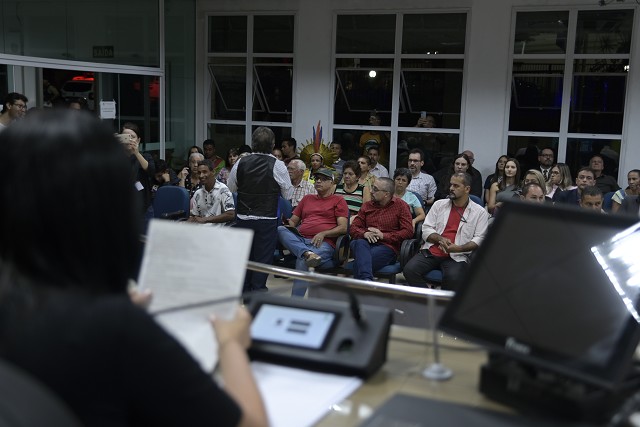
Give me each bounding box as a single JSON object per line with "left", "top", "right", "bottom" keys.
{"left": 575, "top": 10, "right": 634, "bottom": 55}
{"left": 254, "top": 15, "right": 294, "bottom": 54}
{"left": 509, "top": 60, "right": 564, "bottom": 132}
{"left": 397, "top": 130, "right": 460, "bottom": 174}
{"left": 208, "top": 124, "right": 246, "bottom": 156}
{"left": 507, "top": 136, "right": 558, "bottom": 172}
{"left": 402, "top": 14, "right": 467, "bottom": 55}
{"left": 513, "top": 11, "right": 569, "bottom": 54}
{"left": 336, "top": 15, "right": 396, "bottom": 54}
{"left": 566, "top": 138, "right": 621, "bottom": 178}
{"left": 252, "top": 58, "right": 293, "bottom": 123}
{"left": 208, "top": 57, "right": 246, "bottom": 121}
{"left": 208, "top": 16, "right": 247, "bottom": 53}
{"left": 399, "top": 59, "right": 463, "bottom": 128}
{"left": 569, "top": 59, "right": 628, "bottom": 134}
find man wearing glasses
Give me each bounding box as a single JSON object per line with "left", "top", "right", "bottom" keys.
{"left": 349, "top": 177, "right": 413, "bottom": 281}
{"left": 0, "top": 92, "right": 28, "bottom": 131}
{"left": 553, "top": 167, "right": 596, "bottom": 206}
{"left": 406, "top": 148, "right": 436, "bottom": 207}
{"left": 538, "top": 148, "right": 555, "bottom": 181}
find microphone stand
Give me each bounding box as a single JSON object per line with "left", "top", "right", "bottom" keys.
{"left": 422, "top": 293, "right": 453, "bottom": 381}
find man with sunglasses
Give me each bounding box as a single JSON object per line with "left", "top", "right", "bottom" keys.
{"left": 0, "top": 92, "right": 28, "bottom": 132}
{"left": 349, "top": 177, "right": 413, "bottom": 281}
{"left": 403, "top": 172, "right": 489, "bottom": 290}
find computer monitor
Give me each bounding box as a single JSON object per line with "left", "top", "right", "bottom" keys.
{"left": 439, "top": 201, "right": 640, "bottom": 389}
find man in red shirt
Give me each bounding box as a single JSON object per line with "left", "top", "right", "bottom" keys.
{"left": 278, "top": 168, "right": 349, "bottom": 296}
{"left": 349, "top": 177, "right": 414, "bottom": 281}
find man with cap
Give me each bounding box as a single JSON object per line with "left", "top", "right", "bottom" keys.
{"left": 277, "top": 168, "right": 349, "bottom": 297}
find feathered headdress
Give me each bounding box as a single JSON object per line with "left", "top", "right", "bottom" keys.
{"left": 299, "top": 121, "right": 335, "bottom": 168}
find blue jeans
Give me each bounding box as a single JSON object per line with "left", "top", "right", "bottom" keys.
{"left": 349, "top": 239, "right": 396, "bottom": 281}
{"left": 277, "top": 226, "right": 335, "bottom": 297}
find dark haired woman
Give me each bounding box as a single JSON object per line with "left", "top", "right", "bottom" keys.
{"left": 334, "top": 160, "right": 371, "bottom": 222}
{"left": 0, "top": 109, "right": 267, "bottom": 427}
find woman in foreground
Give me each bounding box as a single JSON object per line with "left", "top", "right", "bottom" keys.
{"left": 0, "top": 109, "right": 267, "bottom": 427}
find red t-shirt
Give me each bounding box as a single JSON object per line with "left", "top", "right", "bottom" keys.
{"left": 293, "top": 194, "right": 349, "bottom": 248}
{"left": 429, "top": 207, "right": 461, "bottom": 258}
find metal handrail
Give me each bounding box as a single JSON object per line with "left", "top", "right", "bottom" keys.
{"left": 247, "top": 261, "right": 455, "bottom": 301}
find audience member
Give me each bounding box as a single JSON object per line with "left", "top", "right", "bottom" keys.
{"left": 272, "top": 147, "right": 284, "bottom": 161}
{"left": 359, "top": 111, "right": 389, "bottom": 166}
{"left": 538, "top": 148, "right": 555, "bottom": 181}
{"left": 415, "top": 113, "right": 437, "bottom": 129}
{"left": 330, "top": 141, "right": 346, "bottom": 179}
{"left": 520, "top": 182, "right": 546, "bottom": 203}
{"left": 484, "top": 155, "right": 508, "bottom": 202}
{"left": 435, "top": 153, "right": 473, "bottom": 200}
{"left": 546, "top": 163, "right": 575, "bottom": 199}
{"left": 188, "top": 145, "right": 204, "bottom": 156}
{"left": 461, "top": 150, "right": 483, "bottom": 198}
{"left": 188, "top": 159, "right": 236, "bottom": 226}
{"left": 403, "top": 172, "right": 489, "bottom": 290}
{"left": 302, "top": 153, "right": 329, "bottom": 183}
{"left": 278, "top": 168, "right": 349, "bottom": 297}
{"left": 288, "top": 159, "right": 317, "bottom": 207}
{"left": 349, "top": 178, "right": 414, "bottom": 281}
{"left": 393, "top": 168, "right": 426, "bottom": 229}
{"left": 487, "top": 158, "right": 521, "bottom": 215}
{"left": 611, "top": 169, "right": 640, "bottom": 214}
{"left": 357, "top": 155, "right": 376, "bottom": 189}
{"left": 521, "top": 169, "right": 549, "bottom": 200}
{"left": 67, "top": 97, "right": 88, "bottom": 110}
{"left": 203, "top": 139, "right": 226, "bottom": 177}
{"left": 150, "top": 158, "right": 179, "bottom": 202}
{"left": 281, "top": 137, "right": 299, "bottom": 166}
{"left": 367, "top": 146, "right": 389, "bottom": 178}
{"left": 0, "top": 109, "right": 268, "bottom": 427}
{"left": 217, "top": 147, "right": 240, "bottom": 185}
{"left": 579, "top": 185, "right": 605, "bottom": 212}
{"left": 590, "top": 155, "right": 620, "bottom": 194}
{"left": 406, "top": 148, "right": 436, "bottom": 206}
{"left": 122, "top": 122, "right": 155, "bottom": 218}
{"left": 618, "top": 194, "right": 640, "bottom": 217}
{"left": 553, "top": 167, "right": 596, "bottom": 206}
{"left": 227, "top": 127, "right": 293, "bottom": 293}
{"left": 0, "top": 92, "right": 28, "bottom": 131}
{"left": 334, "top": 160, "right": 370, "bottom": 220}
{"left": 178, "top": 152, "right": 205, "bottom": 198}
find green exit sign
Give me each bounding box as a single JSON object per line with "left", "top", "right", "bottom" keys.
{"left": 93, "top": 46, "right": 114, "bottom": 58}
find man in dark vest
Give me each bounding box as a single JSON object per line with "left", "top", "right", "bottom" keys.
{"left": 228, "top": 126, "right": 293, "bottom": 293}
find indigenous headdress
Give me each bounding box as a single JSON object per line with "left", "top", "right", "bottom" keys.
{"left": 299, "top": 121, "right": 335, "bottom": 168}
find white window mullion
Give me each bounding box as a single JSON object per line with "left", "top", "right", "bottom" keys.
{"left": 246, "top": 15, "right": 254, "bottom": 147}
{"left": 557, "top": 9, "right": 579, "bottom": 164}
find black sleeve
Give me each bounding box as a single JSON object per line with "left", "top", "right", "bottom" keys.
{"left": 119, "top": 305, "right": 242, "bottom": 427}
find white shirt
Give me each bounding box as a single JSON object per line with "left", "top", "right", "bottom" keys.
{"left": 421, "top": 198, "right": 489, "bottom": 263}
{"left": 407, "top": 172, "right": 437, "bottom": 202}
{"left": 370, "top": 163, "right": 389, "bottom": 178}
{"left": 190, "top": 181, "right": 235, "bottom": 226}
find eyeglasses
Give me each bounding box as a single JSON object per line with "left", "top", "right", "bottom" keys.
{"left": 12, "top": 103, "right": 27, "bottom": 110}
{"left": 371, "top": 186, "right": 389, "bottom": 193}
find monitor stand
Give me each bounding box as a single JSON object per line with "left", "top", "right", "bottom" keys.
{"left": 479, "top": 352, "right": 640, "bottom": 425}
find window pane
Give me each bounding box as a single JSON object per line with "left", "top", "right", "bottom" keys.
{"left": 336, "top": 15, "right": 395, "bottom": 54}
{"left": 208, "top": 124, "right": 246, "bottom": 156}
{"left": 397, "top": 131, "right": 460, "bottom": 174}
{"left": 507, "top": 136, "right": 558, "bottom": 172}
{"left": 513, "top": 11, "right": 569, "bottom": 54}
{"left": 254, "top": 125, "right": 291, "bottom": 148}
{"left": 209, "top": 16, "right": 247, "bottom": 53}
{"left": 566, "top": 138, "right": 621, "bottom": 178}
{"left": 509, "top": 60, "right": 564, "bottom": 132}
{"left": 399, "top": 59, "right": 463, "bottom": 128}
{"left": 332, "top": 128, "right": 393, "bottom": 171}
{"left": 254, "top": 15, "right": 294, "bottom": 53}
{"left": 208, "top": 57, "right": 246, "bottom": 121}
{"left": 402, "top": 13, "right": 466, "bottom": 55}
{"left": 252, "top": 58, "right": 293, "bottom": 123}
{"left": 575, "top": 10, "right": 634, "bottom": 55}
{"left": 569, "top": 59, "right": 627, "bottom": 134}
{"left": 334, "top": 58, "right": 394, "bottom": 125}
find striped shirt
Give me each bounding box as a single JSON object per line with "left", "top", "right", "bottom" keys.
{"left": 334, "top": 183, "right": 365, "bottom": 216}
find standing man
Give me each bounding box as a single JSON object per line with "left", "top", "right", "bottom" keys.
{"left": 367, "top": 146, "right": 389, "bottom": 178}
{"left": 403, "top": 173, "right": 489, "bottom": 290}
{"left": 589, "top": 155, "right": 620, "bottom": 194}
{"left": 349, "top": 177, "right": 414, "bottom": 281}
{"left": 228, "top": 127, "right": 293, "bottom": 293}
{"left": 278, "top": 168, "right": 349, "bottom": 297}
{"left": 406, "top": 148, "right": 436, "bottom": 207}
{"left": 462, "top": 150, "right": 483, "bottom": 198}
{"left": 281, "top": 137, "right": 300, "bottom": 166}
{"left": 202, "top": 139, "right": 226, "bottom": 177}
{"left": 0, "top": 93, "right": 28, "bottom": 131}
{"left": 287, "top": 159, "right": 317, "bottom": 208}
{"left": 553, "top": 167, "right": 596, "bottom": 206}
{"left": 188, "top": 159, "right": 236, "bottom": 226}
{"left": 330, "top": 141, "right": 346, "bottom": 179}
{"left": 538, "top": 148, "right": 555, "bottom": 182}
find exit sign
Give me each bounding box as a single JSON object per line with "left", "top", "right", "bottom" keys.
{"left": 93, "top": 46, "right": 114, "bottom": 58}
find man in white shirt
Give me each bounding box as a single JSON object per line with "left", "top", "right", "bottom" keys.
{"left": 367, "top": 146, "right": 389, "bottom": 178}
{"left": 0, "top": 92, "right": 28, "bottom": 131}
{"left": 406, "top": 148, "right": 436, "bottom": 207}
{"left": 403, "top": 172, "right": 489, "bottom": 290}
{"left": 287, "top": 159, "right": 317, "bottom": 207}
{"left": 188, "top": 159, "right": 235, "bottom": 226}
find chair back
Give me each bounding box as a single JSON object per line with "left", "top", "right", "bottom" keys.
{"left": 153, "top": 186, "right": 190, "bottom": 220}
{"left": 469, "top": 194, "right": 483, "bottom": 206}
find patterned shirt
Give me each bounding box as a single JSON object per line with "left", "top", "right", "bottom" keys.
{"left": 407, "top": 172, "right": 437, "bottom": 202}
{"left": 334, "top": 183, "right": 365, "bottom": 216}
{"left": 291, "top": 179, "right": 317, "bottom": 207}
{"left": 190, "top": 181, "right": 235, "bottom": 226}
{"left": 350, "top": 197, "right": 414, "bottom": 254}
{"left": 370, "top": 163, "right": 389, "bottom": 178}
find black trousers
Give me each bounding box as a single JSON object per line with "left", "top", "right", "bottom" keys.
{"left": 233, "top": 218, "right": 278, "bottom": 292}
{"left": 403, "top": 249, "right": 468, "bottom": 291}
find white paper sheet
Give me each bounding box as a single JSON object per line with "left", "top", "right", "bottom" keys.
{"left": 138, "top": 220, "right": 254, "bottom": 371}
{"left": 251, "top": 362, "right": 363, "bottom": 427}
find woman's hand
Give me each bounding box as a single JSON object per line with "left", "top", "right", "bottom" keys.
{"left": 211, "top": 306, "right": 252, "bottom": 351}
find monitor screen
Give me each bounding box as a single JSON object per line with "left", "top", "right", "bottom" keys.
{"left": 439, "top": 201, "right": 640, "bottom": 389}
